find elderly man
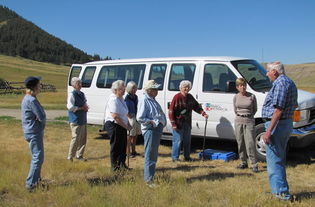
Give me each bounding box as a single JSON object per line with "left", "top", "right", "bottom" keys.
{"left": 169, "top": 80, "right": 208, "bottom": 162}
{"left": 137, "top": 80, "right": 166, "bottom": 187}
{"left": 262, "top": 61, "right": 297, "bottom": 201}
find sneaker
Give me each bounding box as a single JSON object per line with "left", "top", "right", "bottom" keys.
{"left": 275, "top": 193, "right": 293, "bottom": 201}
{"left": 252, "top": 166, "right": 259, "bottom": 173}
{"left": 236, "top": 163, "right": 248, "bottom": 169}
{"left": 76, "top": 157, "right": 87, "bottom": 161}
{"left": 146, "top": 182, "right": 157, "bottom": 189}
{"left": 67, "top": 157, "right": 73, "bottom": 162}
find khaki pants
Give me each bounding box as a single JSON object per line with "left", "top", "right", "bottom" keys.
{"left": 68, "top": 123, "right": 87, "bottom": 159}
{"left": 235, "top": 122, "right": 257, "bottom": 165}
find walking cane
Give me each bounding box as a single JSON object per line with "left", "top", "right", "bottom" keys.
{"left": 127, "top": 130, "right": 130, "bottom": 168}
{"left": 202, "top": 117, "right": 208, "bottom": 161}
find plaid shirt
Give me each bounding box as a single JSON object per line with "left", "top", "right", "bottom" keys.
{"left": 262, "top": 74, "right": 298, "bottom": 119}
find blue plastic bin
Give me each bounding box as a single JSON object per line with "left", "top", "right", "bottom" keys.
{"left": 198, "top": 149, "right": 237, "bottom": 162}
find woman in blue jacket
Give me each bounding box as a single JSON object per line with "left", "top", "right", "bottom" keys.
{"left": 21, "top": 76, "right": 46, "bottom": 191}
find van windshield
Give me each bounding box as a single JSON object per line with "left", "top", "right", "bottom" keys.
{"left": 231, "top": 60, "right": 272, "bottom": 92}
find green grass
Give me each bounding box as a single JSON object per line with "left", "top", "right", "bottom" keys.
{"left": 0, "top": 55, "right": 68, "bottom": 109}
{"left": 1, "top": 119, "right": 315, "bottom": 206}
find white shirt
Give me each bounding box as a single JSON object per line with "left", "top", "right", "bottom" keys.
{"left": 105, "top": 93, "right": 129, "bottom": 125}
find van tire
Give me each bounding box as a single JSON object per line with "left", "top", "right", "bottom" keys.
{"left": 255, "top": 123, "right": 267, "bottom": 162}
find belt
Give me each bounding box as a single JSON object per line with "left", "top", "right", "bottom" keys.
{"left": 264, "top": 118, "right": 287, "bottom": 121}
{"left": 236, "top": 114, "right": 252, "bottom": 118}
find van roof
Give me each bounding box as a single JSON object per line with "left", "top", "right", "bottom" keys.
{"left": 82, "top": 56, "right": 250, "bottom": 65}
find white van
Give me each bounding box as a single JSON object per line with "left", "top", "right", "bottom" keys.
{"left": 67, "top": 57, "right": 315, "bottom": 161}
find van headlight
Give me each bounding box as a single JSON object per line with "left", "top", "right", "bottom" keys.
{"left": 293, "top": 110, "right": 309, "bottom": 122}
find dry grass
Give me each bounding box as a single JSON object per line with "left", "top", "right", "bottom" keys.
{"left": 1, "top": 117, "right": 315, "bottom": 207}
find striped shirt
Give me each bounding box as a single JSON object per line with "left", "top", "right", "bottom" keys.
{"left": 262, "top": 74, "right": 298, "bottom": 119}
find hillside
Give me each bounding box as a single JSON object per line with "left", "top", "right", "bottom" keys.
{"left": 285, "top": 62, "right": 315, "bottom": 89}
{"left": 0, "top": 6, "right": 101, "bottom": 65}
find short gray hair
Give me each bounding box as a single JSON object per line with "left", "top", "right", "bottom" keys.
{"left": 111, "top": 80, "right": 125, "bottom": 93}
{"left": 179, "top": 80, "right": 192, "bottom": 90}
{"left": 267, "top": 61, "right": 285, "bottom": 75}
{"left": 71, "top": 77, "right": 81, "bottom": 87}
{"left": 126, "top": 81, "right": 137, "bottom": 93}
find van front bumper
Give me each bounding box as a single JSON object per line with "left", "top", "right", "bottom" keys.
{"left": 290, "top": 123, "right": 315, "bottom": 148}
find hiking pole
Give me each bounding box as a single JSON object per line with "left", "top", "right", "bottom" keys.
{"left": 202, "top": 117, "right": 208, "bottom": 161}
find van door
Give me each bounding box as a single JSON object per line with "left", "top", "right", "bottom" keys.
{"left": 197, "top": 63, "right": 237, "bottom": 139}
{"left": 165, "top": 63, "right": 198, "bottom": 133}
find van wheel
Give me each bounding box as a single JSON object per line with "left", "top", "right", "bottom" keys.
{"left": 255, "top": 123, "right": 267, "bottom": 162}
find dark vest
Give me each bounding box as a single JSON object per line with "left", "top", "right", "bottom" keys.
{"left": 68, "top": 90, "right": 87, "bottom": 125}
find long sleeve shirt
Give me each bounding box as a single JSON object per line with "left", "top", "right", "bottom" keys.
{"left": 21, "top": 94, "right": 46, "bottom": 133}
{"left": 168, "top": 93, "right": 205, "bottom": 129}
{"left": 137, "top": 93, "right": 166, "bottom": 133}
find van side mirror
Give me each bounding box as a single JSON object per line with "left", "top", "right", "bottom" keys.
{"left": 227, "top": 81, "right": 237, "bottom": 93}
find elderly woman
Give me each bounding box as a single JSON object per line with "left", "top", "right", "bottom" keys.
{"left": 21, "top": 76, "right": 46, "bottom": 191}
{"left": 67, "top": 77, "right": 89, "bottom": 162}
{"left": 233, "top": 78, "right": 258, "bottom": 172}
{"left": 104, "top": 80, "right": 132, "bottom": 171}
{"left": 169, "top": 80, "right": 208, "bottom": 162}
{"left": 125, "top": 81, "right": 142, "bottom": 158}
{"left": 137, "top": 80, "right": 166, "bottom": 187}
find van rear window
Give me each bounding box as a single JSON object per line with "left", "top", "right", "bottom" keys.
{"left": 68, "top": 66, "right": 82, "bottom": 86}
{"left": 96, "top": 64, "right": 145, "bottom": 89}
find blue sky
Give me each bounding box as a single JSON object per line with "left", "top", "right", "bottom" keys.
{"left": 1, "top": 0, "right": 314, "bottom": 64}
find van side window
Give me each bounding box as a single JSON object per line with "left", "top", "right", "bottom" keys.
{"left": 169, "top": 64, "right": 196, "bottom": 91}
{"left": 96, "top": 64, "right": 145, "bottom": 89}
{"left": 81, "top": 66, "right": 96, "bottom": 88}
{"left": 203, "top": 64, "right": 236, "bottom": 92}
{"left": 68, "top": 66, "right": 82, "bottom": 86}
{"left": 149, "top": 64, "right": 167, "bottom": 90}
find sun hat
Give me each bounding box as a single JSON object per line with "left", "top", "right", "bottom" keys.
{"left": 25, "top": 76, "right": 41, "bottom": 89}
{"left": 143, "top": 80, "right": 160, "bottom": 90}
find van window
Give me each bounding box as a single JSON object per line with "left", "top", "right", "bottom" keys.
{"left": 81, "top": 66, "right": 96, "bottom": 88}
{"left": 68, "top": 66, "right": 82, "bottom": 86}
{"left": 203, "top": 64, "right": 236, "bottom": 92}
{"left": 149, "top": 64, "right": 167, "bottom": 90}
{"left": 96, "top": 64, "right": 145, "bottom": 89}
{"left": 169, "top": 64, "right": 196, "bottom": 91}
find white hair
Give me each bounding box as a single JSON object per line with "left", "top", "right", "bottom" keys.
{"left": 126, "top": 81, "right": 137, "bottom": 93}
{"left": 111, "top": 80, "right": 125, "bottom": 93}
{"left": 267, "top": 61, "right": 285, "bottom": 74}
{"left": 179, "top": 80, "right": 192, "bottom": 90}
{"left": 71, "top": 77, "right": 81, "bottom": 87}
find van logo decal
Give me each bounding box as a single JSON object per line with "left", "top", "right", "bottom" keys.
{"left": 204, "top": 103, "right": 228, "bottom": 112}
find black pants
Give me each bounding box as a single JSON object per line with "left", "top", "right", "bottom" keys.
{"left": 105, "top": 121, "right": 127, "bottom": 170}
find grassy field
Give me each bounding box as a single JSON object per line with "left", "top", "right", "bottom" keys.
{"left": 0, "top": 117, "right": 315, "bottom": 207}
{"left": 1, "top": 55, "right": 315, "bottom": 109}
{"left": 0, "top": 55, "right": 69, "bottom": 109}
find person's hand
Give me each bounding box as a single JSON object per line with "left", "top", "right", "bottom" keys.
{"left": 127, "top": 125, "right": 132, "bottom": 131}
{"left": 172, "top": 126, "right": 177, "bottom": 130}
{"left": 203, "top": 114, "right": 209, "bottom": 119}
{"left": 82, "top": 104, "right": 89, "bottom": 112}
{"left": 263, "top": 131, "right": 271, "bottom": 144}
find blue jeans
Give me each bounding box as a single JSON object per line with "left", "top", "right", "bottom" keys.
{"left": 172, "top": 122, "right": 191, "bottom": 160}
{"left": 265, "top": 119, "right": 292, "bottom": 195}
{"left": 143, "top": 123, "right": 163, "bottom": 182}
{"left": 24, "top": 131, "right": 44, "bottom": 188}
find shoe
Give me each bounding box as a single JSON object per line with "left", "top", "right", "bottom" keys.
{"left": 26, "top": 184, "right": 36, "bottom": 193}
{"left": 67, "top": 157, "right": 73, "bottom": 162}
{"left": 184, "top": 157, "right": 193, "bottom": 162}
{"left": 76, "top": 157, "right": 87, "bottom": 161}
{"left": 236, "top": 163, "right": 248, "bottom": 169}
{"left": 146, "top": 181, "right": 157, "bottom": 189}
{"left": 132, "top": 152, "right": 140, "bottom": 156}
{"left": 252, "top": 166, "right": 259, "bottom": 173}
{"left": 121, "top": 163, "right": 132, "bottom": 171}
{"left": 172, "top": 159, "right": 180, "bottom": 163}
{"left": 275, "top": 193, "right": 293, "bottom": 201}
{"left": 129, "top": 154, "right": 136, "bottom": 158}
